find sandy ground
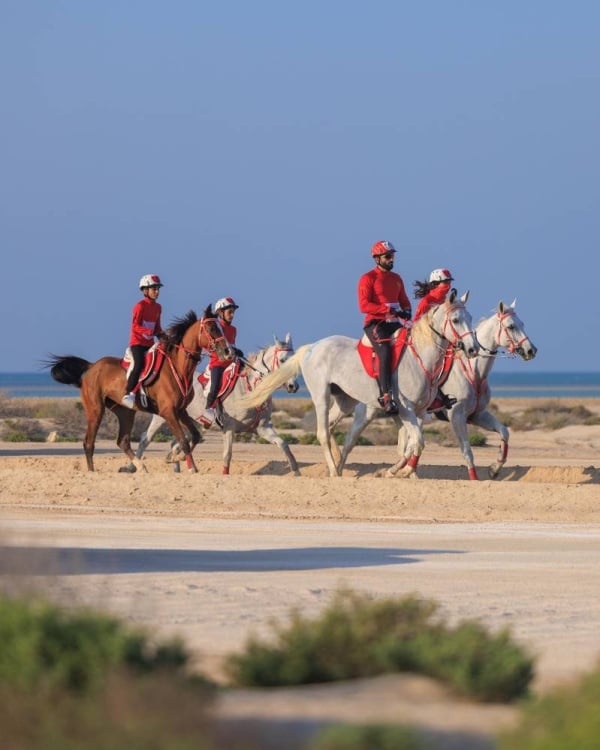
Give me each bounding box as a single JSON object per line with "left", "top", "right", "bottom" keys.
{"left": 1, "top": 405, "right": 600, "bottom": 749}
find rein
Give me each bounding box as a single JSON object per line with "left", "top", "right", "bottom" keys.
{"left": 408, "top": 302, "right": 475, "bottom": 390}
{"left": 167, "top": 317, "right": 230, "bottom": 401}
{"left": 478, "top": 311, "right": 529, "bottom": 358}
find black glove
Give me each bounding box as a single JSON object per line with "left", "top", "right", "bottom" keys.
{"left": 398, "top": 309, "right": 412, "bottom": 320}
{"left": 233, "top": 347, "right": 244, "bottom": 359}
{"left": 158, "top": 332, "right": 170, "bottom": 343}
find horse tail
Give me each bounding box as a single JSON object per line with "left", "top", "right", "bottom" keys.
{"left": 46, "top": 355, "right": 92, "bottom": 388}
{"left": 241, "top": 343, "right": 312, "bottom": 408}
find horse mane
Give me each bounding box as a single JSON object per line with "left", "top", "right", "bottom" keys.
{"left": 409, "top": 306, "right": 437, "bottom": 348}
{"left": 166, "top": 310, "right": 198, "bottom": 345}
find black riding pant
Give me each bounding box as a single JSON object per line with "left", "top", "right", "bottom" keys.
{"left": 126, "top": 345, "right": 150, "bottom": 393}
{"left": 363, "top": 320, "right": 402, "bottom": 395}
{"left": 206, "top": 365, "right": 226, "bottom": 409}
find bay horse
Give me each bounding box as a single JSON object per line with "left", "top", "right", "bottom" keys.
{"left": 395, "top": 300, "right": 537, "bottom": 479}
{"left": 46, "top": 306, "right": 232, "bottom": 473}
{"left": 132, "top": 333, "right": 301, "bottom": 475}
{"left": 240, "top": 290, "right": 479, "bottom": 477}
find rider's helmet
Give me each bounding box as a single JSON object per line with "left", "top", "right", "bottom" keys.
{"left": 214, "top": 296, "right": 239, "bottom": 313}
{"left": 371, "top": 240, "right": 396, "bottom": 257}
{"left": 139, "top": 274, "right": 164, "bottom": 289}
{"left": 428, "top": 268, "right": 453, "bottom": 284}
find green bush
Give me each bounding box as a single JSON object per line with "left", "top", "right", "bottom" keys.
{"left": 311, "top": 723, "right": 425, "bottom": 750}
{"left": 468, "top": 431, "right": 487, "bottom": 447}
{"left": 498, "top": 662, "right": 600, "bottom": 749}
{"left": 225, "top": 590, "right": 533, "bottom": 702}
{"left": 0, "top": 595, "right": 190, "bottom": 693}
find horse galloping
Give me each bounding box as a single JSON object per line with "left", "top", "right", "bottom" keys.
{"left": 46, "top": 306, "right": 232, "bottom": 473}
{"left": 240, "top": 289, "right": 479, "bottom": 477}
{"left": 134, "top": 333, "right": 301, "bottom": 475}
{"left": 397, "top": 300, "right": 537, "bottom": 479}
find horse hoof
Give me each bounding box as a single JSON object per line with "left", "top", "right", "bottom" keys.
{"left": 118, "top": 463, "right": 136, "bottom": 473}
{"left": 488, "top": 464, "right": 501, "bottom": 479}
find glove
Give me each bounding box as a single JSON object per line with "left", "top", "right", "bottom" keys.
{"left": 386, "top": 303, "right": 401, "bottom": 314}
{"left": 398, "top": 309, "right": 412, "bottom": 321}
{"left": 157, "top": 332, "right": 170, "bottom": 343}
{"left": 233, "top": 347, "right": 244, "bottom": 359}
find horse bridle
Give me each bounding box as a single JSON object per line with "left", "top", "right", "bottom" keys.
{"left": 261, "top": 343, "right": 293, "bottom": 374}
{"left": 429, "top": 302, "right": 476, "bottom": 351}
{"left": 479, "top": 310, "right": 529, "bottom": 357}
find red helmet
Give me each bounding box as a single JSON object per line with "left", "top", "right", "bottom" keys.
{"left": 371, "top": 240, "right": 396, "bottom": 258}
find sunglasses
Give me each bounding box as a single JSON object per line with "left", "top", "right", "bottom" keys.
{"left": 378, "top": 253, "right": 395, "bottom": 260}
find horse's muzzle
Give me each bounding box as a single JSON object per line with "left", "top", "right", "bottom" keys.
{"left": 518, "top": 344, "right": 537, "bottom": 361}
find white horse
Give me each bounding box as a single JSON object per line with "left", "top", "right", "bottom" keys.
{"left": 241, "top": 290, "right": 479, "bottom": 477}
{"left": 133, "top": 334, "right": 301, "bottom": 475}
{"left": 395, "top": 300, "right": 537, "bottom": 480}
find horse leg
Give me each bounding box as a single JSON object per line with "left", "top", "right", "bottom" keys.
{"left": 222, "top": 429, "right": 234, "bottom": 474}
{"left": 449, "top": 407, "right": 478, "bottom": 480}
{"left": 112, "top": 406, "right": 146, "bottom": 472}
{"left": 339, "top": 402, "right": 375, "bottom": 473}
{"left": 160, "top": 410, "right": 197, "bottom": 473}
{"left": 396, "top": 417, "right": 424, "bottom": 478}
{"left": 385, "top": 411, "right": 422, "bottom": 478}
{"left": 468, "top": 410, "right": 510, "bottom": 479}
{"left": 256, "top": 422, "right": 300, "bottom": 476}
{"left": 136, "top": 414, "right": 166, "bottom": 460}
{"left": 80, "top": 385, "right": 105, "bottom": 472}
{"left": 312, "top": 388, "right": 340, "bottom": 477}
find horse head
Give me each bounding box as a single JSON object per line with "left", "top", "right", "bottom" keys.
{"left": 494, "top": 300, "right": 537, "bottom": 361}
{"left": 431, "top": 289, "right": 479, "bottom": 358}
{"left": 270, "top": 332, "right": 299, "bottom": 393}
{"left": 199, "top": 305, "right": 233, "bottom": 361}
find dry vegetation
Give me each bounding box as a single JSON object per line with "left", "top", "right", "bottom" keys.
{"left": 1, "top": 393, "right": 599, "bottom": 447}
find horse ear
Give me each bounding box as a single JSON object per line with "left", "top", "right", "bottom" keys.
{"left": 285, "top": 332, "right": 292, "bottom": 345}
{"left": 459, "top": 290, "right": 469, "bottom": 304}
{"left": 510, "top": 298, "right": 517, "bottom": 309}
{"left": 448, "top": 288, "right": 457, "bottom": 304}
{"left": 498, "top": 301, "right": 505, "bottom": 314}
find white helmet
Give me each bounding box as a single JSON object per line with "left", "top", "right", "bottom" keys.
{"left": 429, "top": 268, "right": 453, "bottom": 284}
{"left": 214, "top": 296, "right": 239, "bottom": 313}
{"left": 139, "top": 274, "right": 163, "bottom": 289}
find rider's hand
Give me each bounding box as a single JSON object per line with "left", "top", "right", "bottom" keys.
{"left": 398, "top": 309, "right": 412, "bottom": 320}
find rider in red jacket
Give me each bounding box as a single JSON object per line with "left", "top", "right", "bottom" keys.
{"left": 122, "top": 274, "right": 166, "bottom": 409}
{"left": 200, "top": 296, "right": 242, "bottom": 427}
{"left": 358, "top": 241, "right": 412, "bottom": 415}
{"left": 413, "top": 268, "right": 453, "bottom": 320}
{"left": 413, "top": 268, "right": 457, "bottom": 414}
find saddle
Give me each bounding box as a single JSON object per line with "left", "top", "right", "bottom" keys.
{"left": 357, "top": 326, "right": 410, "bottom": 379}
{"left": 121, "top": 344, "right": 166, "bottom": 404}
{"left": 197, "top": 359, "right": 244, "bottom": 404}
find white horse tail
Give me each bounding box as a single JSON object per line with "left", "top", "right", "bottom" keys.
{"left": 241, "top": 343, "right": 312, "bottom": 408}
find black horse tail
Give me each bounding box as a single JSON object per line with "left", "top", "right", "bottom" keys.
{"left": 45, "top": 355, "right": 92, "bottom": 388}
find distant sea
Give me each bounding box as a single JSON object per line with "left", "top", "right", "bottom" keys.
{"left": 1, "top": 371, "right": 600, "bottom": 399}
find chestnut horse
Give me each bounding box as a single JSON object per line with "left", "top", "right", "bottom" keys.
{"left": 46, "top": 306, "right": 232, "bottom": 473}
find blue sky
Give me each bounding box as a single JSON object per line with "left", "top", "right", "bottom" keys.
{"left": 2, "top": 1, "right": 599, "bottom": 372}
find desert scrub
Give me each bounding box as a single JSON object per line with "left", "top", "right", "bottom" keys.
{"left": 1, "top": 418, "right": 46, "bottom": 442}
{"left": 311, "top": 723, "right": 425, "bottom": 750}
{"left": 0, "top": 595, "right": 219, "bottom": 750}
{"left": 225, "top": 590, "right": 533, "bottom": 702}
{"left": 0, "top": 594, "right": 192, "bottom": 693}
{"left": 498, "top": 661, "right": 600, "bottom": 749}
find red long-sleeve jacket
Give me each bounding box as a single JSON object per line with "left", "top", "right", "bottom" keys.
{"left": 128, "top": 297, "right": 164, "bottom": 347}
{"left": 209, "top": 320, "right": 236, "bottom": 366}
{"left": 358, "top": 267, "right": 411, "bottom": 327}
{"left": 413, "top": 282, "right": 451, "bottom": 321}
